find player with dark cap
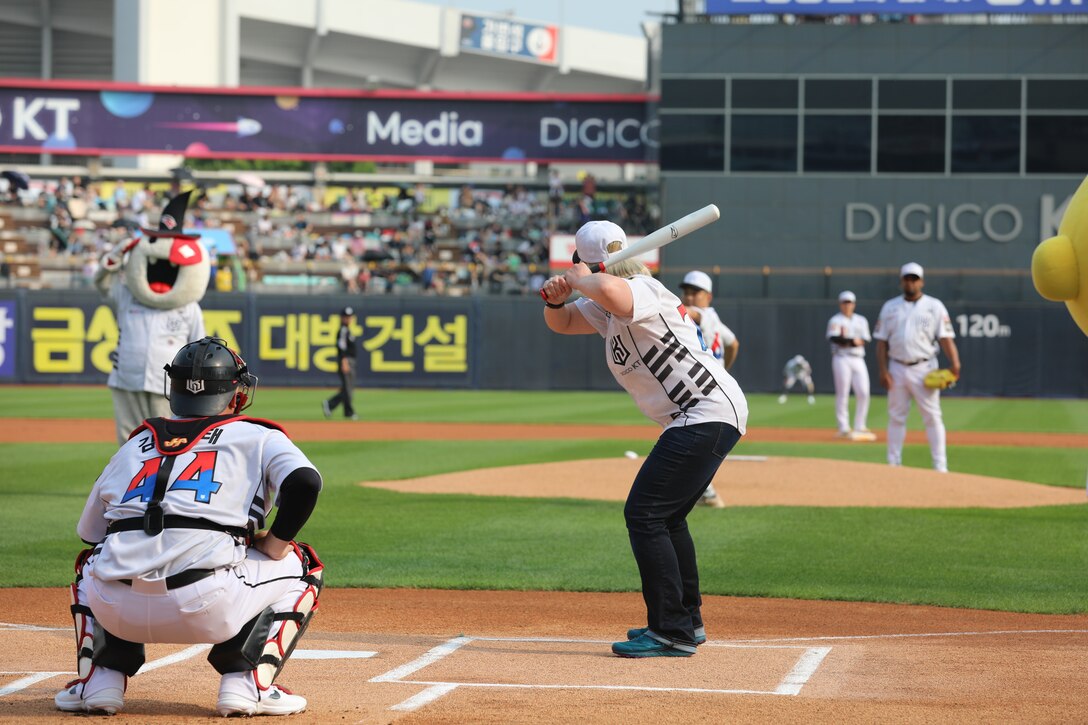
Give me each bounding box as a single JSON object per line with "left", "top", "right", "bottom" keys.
{"left": 322, "top": 306, "right": 358, "bottom": 420}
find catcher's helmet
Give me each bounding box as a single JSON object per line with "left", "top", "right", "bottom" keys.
{"left": 163, "top": 337, "right": 258, "bottom": 417}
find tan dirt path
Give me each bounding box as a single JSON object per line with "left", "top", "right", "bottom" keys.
{"left": 2, "top": 589, "right": 1087, "bottom": 723}
{"left": 1, "top": 417, "right": 1085, "bottom": 448}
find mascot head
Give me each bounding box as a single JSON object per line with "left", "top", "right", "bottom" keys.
{"left": 122, "top": 191, "right": 210, "bottom": 310}
{"left": 1032, "top": 175, "right": 1088, "bottom": 336}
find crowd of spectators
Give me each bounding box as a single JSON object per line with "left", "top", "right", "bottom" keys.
{"left": 0, "top": 172, "right": 661, "bottom": 297}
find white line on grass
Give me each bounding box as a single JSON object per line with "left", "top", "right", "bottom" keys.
{"left": 0, "top": 672, "right": 69, "bottom": 697}
{"left": 370, "top": 636, "right": 472, "bottom": 683}
{"left": 774, "top": 647, "right": 832, "bottom": 695}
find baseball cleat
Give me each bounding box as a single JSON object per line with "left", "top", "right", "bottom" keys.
{"left": 777, "top": 394, "right": 787, "bottom": 404}
{"left": 627, "top": 627, "right": 706, "bottom": 645}
{"left": 850, "top": 430, "right": 877, "bottom": 442}
{"left": 699, "top": 494, "right": 726, "bottom": 508}
{"left": 55, "top": 682, "right": 125, "bottom": 715}
{"left": 835, "top": 430, "right": 852, "bottom": 439}
{"left": 321, "top": 400, "right": 332, "bottom": 419}
{"left": 612, "top": 633, "right": 695, "bottom": 658}
{"left": 807, "top": 395, "right": 816, "bottom": 405}
{"left": 217, "top": 685, "right": 307, "bottom": 717}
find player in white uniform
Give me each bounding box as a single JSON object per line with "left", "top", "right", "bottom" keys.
{"left": 55, "top": 338, "right": 323, "bottom": 717}
{"left": 873, "top": 263, "right": 962, "bottom": 472}
{"left": 678, "top": 270, "right": 739, "bottom": 509}
{"left": 826, "top": 290, "right": 874, "bottom": 441}
{"left": 542, "top": 221, "right": 748, "bottom": 658}
{"left": 778, "top": 354, "right": 815, "bottom": 405}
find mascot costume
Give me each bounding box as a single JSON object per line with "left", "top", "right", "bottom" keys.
{"left": 95, "top": 191, "right": 210, "bottom": 445}
{"left": 1032, "top": 175, "right": 1088, "bottom": 337}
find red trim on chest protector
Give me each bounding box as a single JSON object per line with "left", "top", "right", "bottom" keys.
{"left": 129, "top": 415, "right": 290, "bottom": 454}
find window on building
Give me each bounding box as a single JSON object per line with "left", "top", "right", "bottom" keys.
{"left": 1026, "top": 116, "right": 1088, "bottom": 173}
{"left": 1027, "top": 80, "right": 1088, "bottom": 111}
{"left": 732, "top": 79, "right": 798, "bottom": 109}
{"left": 803, "top": 115, "right": 871, "bottom": 172}
{"left": 878, "top": 80, "right": 946, "bottom": 111}
{"left": 805, "top": 80, "right": 872, "bottom": 110}
{"left": 660, "top": 114, "right": 726, "bottom": 172}
{"left": 953, "top": 80, "right": 1020, "bottom": 111}
{"left": 877, "top": 115, "right": 945, "bottom": 172}
{"left": 661, "top": 79, "right": 726, "bottom": 109}
{"left": 731, "top": 114, "right": 798, "bottom": 172}
{"left": 951, "top": 116, "right": 1020, "bottom": 173}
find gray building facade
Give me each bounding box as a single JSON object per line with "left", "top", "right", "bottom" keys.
{"left": 657, "top": 23, "right": 1088, "bottom": 303}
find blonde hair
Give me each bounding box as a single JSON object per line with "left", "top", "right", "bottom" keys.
{"left": 600, "top": 240, "right": 649, "bottom": 279}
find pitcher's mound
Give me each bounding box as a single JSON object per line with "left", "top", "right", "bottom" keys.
{"left": 361, "top": 457, "right": 1086, "bottom": 508}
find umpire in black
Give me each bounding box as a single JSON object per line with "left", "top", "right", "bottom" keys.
{"left": 322, "top": 306, "right": 358, "bottom": 420}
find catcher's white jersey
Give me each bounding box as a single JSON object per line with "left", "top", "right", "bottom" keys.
{"left": 826, "top": 313, "right": 871, "bottom": 358}
{"left": 784, "top": 354, "right": 811, "bottom": 379}
{"left": 575, "top": 276, "right": 748, "bottom": 433}
{"left": 78, "top": 418, "right": 317, "bottom": 581}
{"left": 107, "top": 282, "right": 205, "bottom": 393}
{"left": 873, "top": 294, "right": 954, "bottom": 363}
{"left": 689, "top": 305, "right": 736, "bottom": 366}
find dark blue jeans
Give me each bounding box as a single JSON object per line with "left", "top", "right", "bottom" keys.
{"left": 624, "top": 421, "right": 741, "bottom": 645}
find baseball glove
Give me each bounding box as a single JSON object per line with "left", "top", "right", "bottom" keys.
{"left": 923, "top": 368, "right": 958, "bottom": 390}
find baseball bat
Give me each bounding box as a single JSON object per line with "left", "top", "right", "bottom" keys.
{"left": 541, "top": 204, "right": 722, "bottom": 300}
{"left": 591, "top": 203, "right": 721, "bottom": 274}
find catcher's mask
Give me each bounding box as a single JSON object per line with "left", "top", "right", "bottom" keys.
{"left": 163, "top": 337, "right": 258, "bottom": 417}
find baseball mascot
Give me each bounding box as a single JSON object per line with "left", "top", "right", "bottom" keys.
{"left": 95, "top": 191, "right": 209, "bottom": 445}
{"left": 1032, "top": 174, "right": 1088, "bottom": 337}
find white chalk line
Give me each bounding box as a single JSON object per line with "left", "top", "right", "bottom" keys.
{"left": 370, "top": 637, "right": 471, "bottom": 712}
{"left": 392, "top": 679, "right": 783, "bottom": 696}
{"left": 0, "top": 672, "right": 70, "bottom": 697}
{"left": 722, "top": 628, "right": 1088, "bottom": 645}
{"left": 0, "top": 622, "right": 66, "bottom": 631}
{"left": 389, "top": 683, "right": 459, "bottom": 712}
{"left": 471, "top": 635, "right": 812, "bottom": 649}
{"left": 136, "top": 643, "right": 212, "bottom": 675}
{"left": 294, "top": 649, "right": 378, "bottom": 660}
{"left": 775, "top": 647, "right": 832, "bottom": 695}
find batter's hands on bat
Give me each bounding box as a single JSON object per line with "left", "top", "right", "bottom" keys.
{"left": 563, "top": 263, "right": 592, "bottom": 290}
{"left": 542, "top": 274, "right": 574, "bottom": 305}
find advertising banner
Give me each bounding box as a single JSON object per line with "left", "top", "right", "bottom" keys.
{"left": 460, "top": 13, "right": 559, "bottom": 64}
{"left": 0, "top": 81, "right": 652, "bottom": 163}
{"left": 16, "top": 294, "right": 472, "bottom": 388}
{"left": 0, "top": 300, "right": 14, "bottom": 379}
{"left": 706, "top": 0, "right": 1087, "bottom": 14}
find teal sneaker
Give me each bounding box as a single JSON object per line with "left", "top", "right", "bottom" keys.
{"left": 612, "top": 633, "right": 695, "bottom": 658}
{"left": 626, "top": 626, "right": 706, "bottom": 645}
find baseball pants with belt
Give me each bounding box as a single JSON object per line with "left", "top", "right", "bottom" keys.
{"left": 832, "top": 355, "right": 871, "bottom": 433}
{"left": 886, "top": 358, "right": 947, "bottom": 472}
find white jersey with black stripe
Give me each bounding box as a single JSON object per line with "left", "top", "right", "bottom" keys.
{"left": 575, "top": 275, "right": 748, "bottom": 434}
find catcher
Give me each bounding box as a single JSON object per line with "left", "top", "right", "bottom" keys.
{"left": 55, "top": 337, "right": 323, "bottom": 716}
{"left": 874, "top": 263, "right": 961, "bottom": 473}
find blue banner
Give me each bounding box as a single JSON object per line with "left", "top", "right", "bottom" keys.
{"left": 0, "top": 300, "right": 14, "bottom": 378}
{"left": 460, "top": 13, "right": 558, "bottom": 64}
{"left": 706, "top": 0, "right": 1087, "bottom": 14}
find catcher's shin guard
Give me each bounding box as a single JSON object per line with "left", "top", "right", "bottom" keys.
{"left": 66, "top": 549, "right": 145, "bottom": 686}
{"left": 208, "top": 541, "right": 324, "bottom": 690}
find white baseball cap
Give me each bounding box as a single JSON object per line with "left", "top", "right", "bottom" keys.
{"left": 681, "top": 270, "right": 713, "bottom": 293}
{"left": 900, "top": 262, "right": 924, "bottom": 279}
{"left": 574, "top": 220, "right": 626, "bottom": 264}
{"left": 838, "top": 290, "right": 856, "bottom": 303}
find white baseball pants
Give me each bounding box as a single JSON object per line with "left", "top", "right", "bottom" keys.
{"left": 886, "top": 359, "right": 947, "bottom": 472}
{"left": 832, "top": 355, "right": 870, "bottom": 433}
{"left": 76, "top": 548, "right": 312, "bottom": 700}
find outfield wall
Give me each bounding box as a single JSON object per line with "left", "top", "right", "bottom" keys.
{"left": 1, "top": 290, "right": 1085, "bottom": 397}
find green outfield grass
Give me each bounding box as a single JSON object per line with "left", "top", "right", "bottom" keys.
{"left": 3, "top": 386, "right": 1088, "bottom": 433}
{"left": 1, "top": 387, "right": 1086, "bottom": 613}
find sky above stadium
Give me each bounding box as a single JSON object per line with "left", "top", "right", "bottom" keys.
{"left": 419, "top": 0, "right": 678, "bottom": 37}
